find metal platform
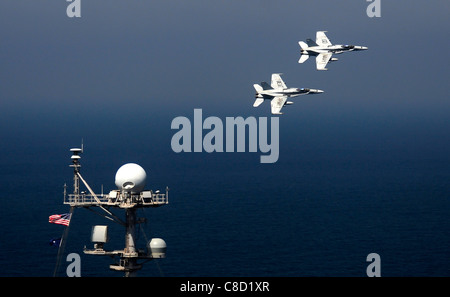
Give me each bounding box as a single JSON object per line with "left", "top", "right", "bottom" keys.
{"left": 64, "top": 189, "right": 168, "bottom": 208}
{"left": 83, "top": 247, "right": 164, "bottom": 259}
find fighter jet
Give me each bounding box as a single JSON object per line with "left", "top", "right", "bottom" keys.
{"left": 253, "top": 73, "right": 323, "bottom": 115}
{"left": 298, "top": 31, "right": 368, "bottom": 70}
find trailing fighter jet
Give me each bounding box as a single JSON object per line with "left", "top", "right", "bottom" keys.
{"left": 253, "top": 73, "right": 323, "bottom": 115}
{"left": 298, "top": 31, "right": 368, "bottom": 70}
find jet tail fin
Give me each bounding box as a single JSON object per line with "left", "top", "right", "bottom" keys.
{"left": 261, "top": 82, "right": 272, "bottom": 90}
{"left": 298, "top": 41, "right": 310, "bottom": 63}
{"left": 253, "top": 84, "right": 265, "bottom": 107}
{"left": 306, "top": 38, "right": 318, "bottom": 47}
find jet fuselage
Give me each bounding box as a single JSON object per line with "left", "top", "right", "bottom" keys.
{"left": 256, "top": 88, "right": 323, "bottom": 99}
{"left": 301, "top": 45, "right": 368, "bottom": 56}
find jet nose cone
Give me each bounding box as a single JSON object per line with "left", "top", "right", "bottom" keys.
{"left": 357, "top": 46, "right": 368, "bottom": 50}
{"left": 311, "top": 89, "right": 324, "bottom": 94}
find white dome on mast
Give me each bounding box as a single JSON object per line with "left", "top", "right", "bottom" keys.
{"left": 115, "top": 163, "right": 147, "bottom": 193}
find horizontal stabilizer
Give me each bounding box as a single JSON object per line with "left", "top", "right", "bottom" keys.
{"left": 253, "top": 98, "right": 264, "bottom": 107}
{"left": 298, "top": 54, "right": 309, "bottom": 64}
{"left": 298, "top": 41, "right": 309, "bottom": 50}
{"left": 253, "top": 84, "right": 263, "bottom": 93}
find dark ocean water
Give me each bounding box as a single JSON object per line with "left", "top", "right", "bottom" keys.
{"left": 0, "top": 108, "right": 449, "bottom": 277}
{"left": 0, "top": 102, "right": 450, "bottom": 276}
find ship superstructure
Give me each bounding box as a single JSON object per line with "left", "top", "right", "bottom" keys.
{"left": 63, "top": 146, "right": 169, "bottom": 276}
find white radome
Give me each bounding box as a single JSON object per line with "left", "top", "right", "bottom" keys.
{"left": 149, "top": 238, "right": 166, "bottom": 249}
{"left": 148, "top": 238, "right": 167, "bottom": 258}
{"left": 115, "top": 163, "right": 147, "bottom": 193}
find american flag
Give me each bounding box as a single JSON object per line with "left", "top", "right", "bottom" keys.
{"left": 49, "top": 213, "right": 72, "bottom": 226}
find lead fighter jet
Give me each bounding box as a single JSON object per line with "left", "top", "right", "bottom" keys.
{"left": 298, "top": 31, "right": 368, "bottom": 70}
{"left": 253, "top": 73, "right": 323, "bottom": 115}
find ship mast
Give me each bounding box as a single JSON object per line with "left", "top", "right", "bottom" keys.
{"left": 64, "top": 146, "right": 169, "bottom": 276}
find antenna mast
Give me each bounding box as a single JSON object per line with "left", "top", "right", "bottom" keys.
{"left": 64, "top": 146, "right": 169, "bottom": 276}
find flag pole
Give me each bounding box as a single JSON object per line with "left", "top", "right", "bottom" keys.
{"left": 53, "top": 206, "right": 75, "bottom": 277}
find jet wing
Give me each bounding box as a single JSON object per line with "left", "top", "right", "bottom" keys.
{"left": 271, "top": 73, "right": 287, "bottom": 89}
{"left": 316, "top": 31, "right": 332, "bottom": 46}
{"left": 270, "top": 96, "right": 287, "bottom": 115}
{"left": 316, "top": 52, "right": 333, "bottom": 70}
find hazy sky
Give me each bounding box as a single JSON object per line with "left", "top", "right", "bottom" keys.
{"left": 0, "top": 0, "right": 449, "bottom": 159}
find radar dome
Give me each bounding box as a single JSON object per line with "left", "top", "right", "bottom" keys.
{"left": 148, "top": 238, "right": 166, "bottom": 258}
{"left": 115, "top": 163, "right": 147, "bottom": 193}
